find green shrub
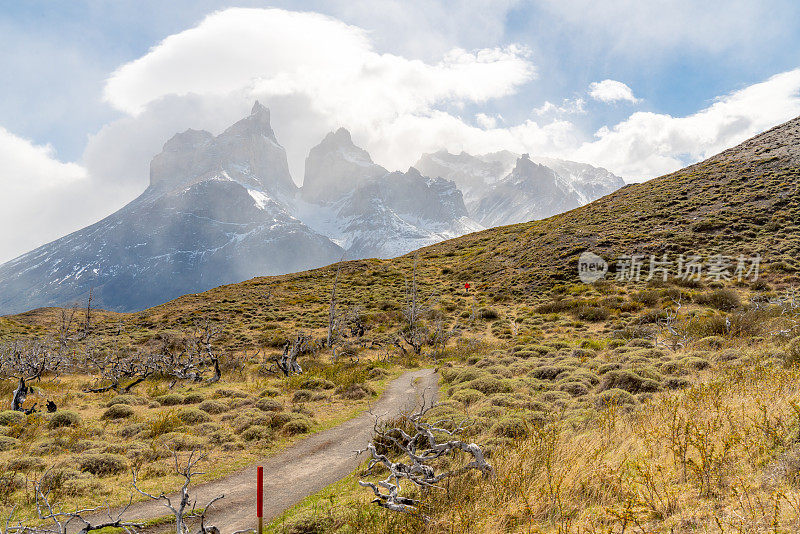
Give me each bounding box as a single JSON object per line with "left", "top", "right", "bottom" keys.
{"left": 695, "top": 288, "right": 741, "bottom": 310}
{"left": 146, "top": 410, "right": 184, "bottom": 437}
{"left": 213, "top": 388, "right": 248, "bottom": 399}
{"left": 480, "top": 307, "right": 500, "bottom": 320}
{"left": 0, "top": 436, "right": 19, "bottom": 451}
{"left": 530, "top": 365, "right": 574, "bottom": 380}
{"left": 292, "top": 389, "right": 315, "bottom": 402}
{"left": 463, "top": 376, "right": 513, "bottom": 395}
{"left": 559, "top": 382, "right": 589, "bottom": 397}
{"left": 786, "top": 336, "right": 800, "bottom": 366}
{"left": 118, "top": 423, "right": 145, "bottom": 438}
{"left": 49, "top": 411, "right": 82, "bottom": 429}
{"left": 242, "top": 425, "right": 273, "bottom": 442}
{"left": 600, "top": 370, "right": 660, "bottom": 394}
{"left": 450, "top": 388, "right": 486, "bottom": 406}
{"left": 8, "top": 456, "right": 45, "bottom": 472}
{"left": 595, "top": 388, "right": 638, "bottom": 407}
{"left": 574, "top": 305, "right": 611, "bottom": 322}
{"left": 255, "top": 398, "right": 282, "bottom": 412}
{"left": 195, "top": 400, "right": 226, "bottom": 414}
{"left": 39, "top": 467, "right": 82, "bottom": 495}
{"left": 101, "top": 404, "right": 134, "bottom": 420}
{"left": 183, "top": 392, "right": 205, "bottom": 404}
{"left": 282, "top": 417, "right": 313, "bottom": 435}
{"left": 0, "top": 410, "right": 24, "bottom": 426}
{"left": 78, "top": 453, "right": 128, "bottom": 476}
{"left": 166, "top": 433, "right": 204, "bottom": 451}
{"left": 490, "top": 416, "right": 528, "bottom": 438}
{"left": 157, "top": 394, "right": 185, "bottom": 406}
{"left": 680, "top": 356, "right": 711, "bottom": 370}
{"left": 664, "top": 377, "right": 692, "bottom": 389}
{"left": 336, "top": 383, "right": 374, "bottom": 400}
{"left": 299, "top": 378, "right": 335, "bottom": 390}
{"left": 107, "top": 395, "right": 146, "bottom": 407}
{"left": 178, "top": 408, "right": 211, "bottom": 425}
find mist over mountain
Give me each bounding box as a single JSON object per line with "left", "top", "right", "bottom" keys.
{"left": 414, "top": 150, "right": 624, "bottom": 225}
{"left": 0, "top": 103, "right": 623, "bottom": 313}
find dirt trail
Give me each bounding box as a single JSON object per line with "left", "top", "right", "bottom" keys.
{"left": 73, "top": 369, "right": 438, "bottom": 532}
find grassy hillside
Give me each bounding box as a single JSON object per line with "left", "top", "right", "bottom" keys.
{"left": 0, "top": 117, "right": 799, "bottom": 531}
{"left": 2, "top": 118, "right": 798, "bottom": 348}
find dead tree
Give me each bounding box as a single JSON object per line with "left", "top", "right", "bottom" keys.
{"left": 81, "top": 288, "right": 94, "bottom": 340}
{"left": 359, "top": 403, "right": 493, "bottom": 520}
{"left": 268, "top": 334, "right": 309, "bottom": 376}
{"left": 133, "top": 447, "right": 224, "bottom": 534}
{"left": 34, "top": 474, "right": 142, "bottom": 533}
{"left": 430, "top": 317, "right": 459, "bottom": 360}
{"left": 327, "top": 263, "right": 342, "bottom": 350}
{"left": 11, "top": 377, "right": 28, "bottom": 412}
{"left": 1, "top": 340, "right": 63, "bottom": 411}
{"left": 653, "top": 296, "right": 691, "bottom": 351}
{"left": 194, "top": 321, "right": 222, "bottom": 383}
{"left": 397, "top": 255, "right": 429, "bottom": 355}
{"left": 84, "top": 349, "right": 157, "bottom": 394}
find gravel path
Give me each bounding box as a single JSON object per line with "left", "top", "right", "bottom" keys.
{"left": 72, "top": 369, "right": 438, "bottom": 532}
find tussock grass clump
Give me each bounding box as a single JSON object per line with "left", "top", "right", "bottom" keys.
{"left": 255, "top": 398, "right": 282, "bottom": 412}
{"left": 198, "top": 400, "right": 228, "bottom": 414}
{"left": 0, "top": 410, "right": 24, "bottom": 426}
{"left": 450, "top": 388, "right": 485, "bottom": 406}
{"left": 183, "top": 392, "right": 206, "bottom": 404}
{"left": 101, "top": 404, "right": 134, "bottom": 420}
{"left": 157, "top": 393, "right": 184, "bottom": 406}
{"left": 48, "top": 411, "right": 81, "bottom": 428}
{"left": 177, "top": 407, "right": 211, "bottom": 425}
{"left": 78, "top": 453, "right": 128, "bottom": 476}
{"left": 0, "top": 436, "right": 19, "bottom": 451}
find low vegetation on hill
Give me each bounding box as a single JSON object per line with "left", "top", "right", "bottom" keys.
{"left": 0, "top": 117, "right": 799, "bottom": 531}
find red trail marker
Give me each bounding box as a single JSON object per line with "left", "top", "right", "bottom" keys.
{"left": 257, "top": 465, "right": 263, "bottom": 533}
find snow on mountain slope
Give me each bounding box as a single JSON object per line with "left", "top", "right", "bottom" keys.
{"left": 296, "top": 133, "right": 483, "bottom": 258}
{"left": 414, "top": 149, "right": 624, "bottom": 226}
{"left": 0, "top": 104, "right": 342, "bottom": 314}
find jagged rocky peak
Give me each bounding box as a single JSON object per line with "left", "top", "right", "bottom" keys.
{"left": 508, "top": 153, "right": 562, "bottom": 190}
{"left": 220, "top": 100, "right": 276, "bottom": 140}
{"left": 149, "top": 129, "right": 217, "bottom": 189}
{"left": 148, "top": 101, "right": 296, "bottom": 196}
{"left": 301, "top": 127, "right": 387, "bottom": 203}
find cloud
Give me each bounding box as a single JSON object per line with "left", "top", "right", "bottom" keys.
{"left": 588, "top": 80, "right": 638, "bottom": 103}
{"left": 0, "top": 128, "right": 87, "bottom": 262}
{"left": 100, "top": 7, "right": 534, "bottom": 178}
{"left": 96, "top": 7, "right": 800, "bottom": 186}
{"left": 532, "top": 97, "right": 586, "bottom": 116}
{"left": 574, "top": 69, "right": 800, "bottom": 180}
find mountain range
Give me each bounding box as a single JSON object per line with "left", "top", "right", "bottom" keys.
{"left": 0, "top": 102, "right": 622, "bottom": 314}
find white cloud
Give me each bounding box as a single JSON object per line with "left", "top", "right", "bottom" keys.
{"left": 0, "top": 128, "right": 87, "bottom": 262}
{"left": 101, "top": 7, "right": 534, "bottom": 178}
{"left": 104, "top": 8, "right": 534, "bottom": 118}
{"left": 533, "top": 97, "right": 586, "bottom": 116}
{"left": 588, "top": 80, "right": 638, "bottom": 103}
{"left": 475, "top": 113, "right": 498, "bottom": 129}
{"left": 574, "top": 69, "right": 800, "bottom": 180}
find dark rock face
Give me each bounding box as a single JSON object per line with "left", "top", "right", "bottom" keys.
{"left": 0, "top": 103, "right": 341, "bottom": 314}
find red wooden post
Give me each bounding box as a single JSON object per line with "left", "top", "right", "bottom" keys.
{"left": 257, "top": 465, "right": 263, "bottom": 533}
